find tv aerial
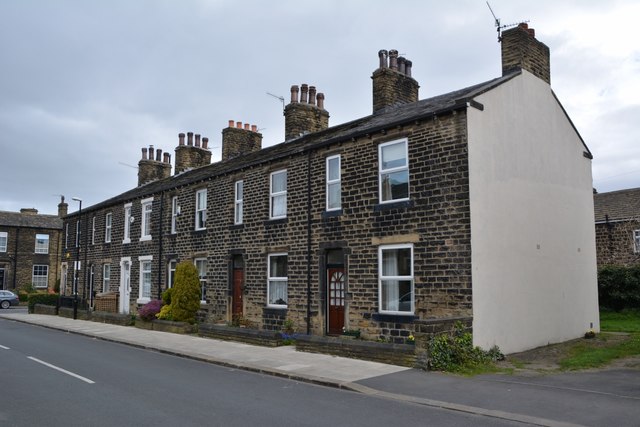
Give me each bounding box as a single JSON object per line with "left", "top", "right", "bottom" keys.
{"left": 266, "top": 92, "right": 285, "bottom": 112}
{"left": 486, "top": 2, "right": 529, "bottom": 42}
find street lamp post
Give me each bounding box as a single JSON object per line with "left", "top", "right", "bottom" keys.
{"left": 72, "top": 197, "right": 82, "bottom": 320}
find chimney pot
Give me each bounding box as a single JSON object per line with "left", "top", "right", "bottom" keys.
{"left": 398, "top": 57, "right": 406, "bottom": 75}
{"left": 317, "top": 93, "right": 325, "bottom": 109}
{"left": 178, "top": 133, "right": 185, "bottom": 146}
{"left": 405, "top": 60, "right": 413, "bottom": 77}
{"left": 163, "top": 152, "right": 170, "bottom": 164}
{"left": 195, "top": 134, "right": 201, "bottom": 148}
{"left": 149, "top": 145, "right": 155, "bottom": 160}
{"left": 187, "top": 132, "right": 193, "bottom": 146}
{"left": 378, "top": 49, "right": 388, "bottom": 69}
{"left": 156, "top": 149, "right": 162, "bottom": 162}
{"left": 300, "top": 84, "right": 309, "bottom": 103}
{"left": 242, "top": 123, "right": 248, "bottom": 130}
{"left": 389, "top": 50, "right": 399, "bottom": 70}
{"left": 228, "top": 120, "right": 234, "bottom": 128}
{"left": 251, "top": 124, "right": 257, "bottom": 132}
{"left": 202, "top": 137, "right": 209, "bottom": 149}
{"left": 141, "top": 147, "right": 148, "bottom": 160}
{"left": 236, "top": 121, "right": 242, "bottom": 129}
{"left": 308, "top": 86, "right": 317, "bottom": 105}
{"left": 290, "top": 85, "right": 299, "bottom": 103}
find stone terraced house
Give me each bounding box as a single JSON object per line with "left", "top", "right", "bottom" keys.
{"left": 61, "top": 24, "right": 599, "bottom": 354}
{"left": 594, "top": 187, "right": 640, "bottom": 268}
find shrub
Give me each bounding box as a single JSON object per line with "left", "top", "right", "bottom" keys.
{"left": 28, "top": 293, "right": 60, "bottom": 313}
{"left": 138, "top": 300, "right": 163, "bottom": 321}
{"left": 156, "top": 304, "right": 173, "bottom": 320}
{"left": 598, "top": 265, "right": 640, "bottom": 311}
{"left": 428, "top": 322, "right": 503, "bottom": 372}
{"left": 162, "top": 288, "right": 174, "bottom": 306}
{"left": 170, "top": 261, "right": 201, "bottom": 324}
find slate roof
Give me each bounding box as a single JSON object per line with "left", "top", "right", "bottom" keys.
{"left": 71, "top": 71, "right": 525, "bottom": 216}
{"left": 594, "top": 187, "right": 640, "bottom": 223}
{"left": 0, "top": 210, "right": 63, "bottom": 230}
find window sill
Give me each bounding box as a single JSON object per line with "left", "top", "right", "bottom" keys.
{"left": 371, "top": 313, "right": 418, "bottom": 323}
{"left": 122, "top": 239, "right": 131, "bottom": 245}
{"left": 139, "top": 236, "right": 152, "bottom": 242}
{"left": 230, "top": 224, "right": 245, "bottom": 231}
{"left": 264, "top": 218, "right": 287, "bottom": 227}
{"left": 322, "top": 209, "right": 342, "bottom": 219}
{"left": 136, "top": 297, "right": 151, "bottom": 305}
{"left": 373, "top": 200, "right": 414, "bottom": 212}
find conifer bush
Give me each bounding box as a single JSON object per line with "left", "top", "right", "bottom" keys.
{"left": 170, "top": 261, "right": 201, "bottom": 324}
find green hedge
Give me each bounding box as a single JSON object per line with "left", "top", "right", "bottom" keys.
{"left": 28, "top": 294, "right": 60, "bottom": 313}
{"left": 598, "top": 265, "right": 640, "bottom": 311}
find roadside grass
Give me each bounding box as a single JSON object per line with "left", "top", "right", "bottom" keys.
{"left": 559, "top": 309, "right": 640, "bottom": 370}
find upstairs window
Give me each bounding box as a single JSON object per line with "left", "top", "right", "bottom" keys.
{"left": 91, "top": 216, "right": 96, "bottom": 245}
{"left": 634, "top": 230, "right": 640, "bottom": 254}
{"left": 195, "top": 189, "right": 207, "bottom": 230}
{"left": 267, "top": 253, "right": 288, "bottom": 307}
{"left": 379, "top": 244, "right": 414, "bottom": 314}
{"left": 379, "top": 139, "right": 409, "bottom": 203}
{"left": 234, "top": 180, "right": 243, "bottom": 225}
{"left": 326, "top": 155, "right": 341, "bottom": 211}
{"left": 75, "top": 221, "right": 81, "bottom": 247}
{"left": 123, "top": 203, "right": 132, "bottom": 244}
{"left": 171, "top": 196, "right": 178, "bottom": 234}
{"left": 65, "top": 224, "right": 69, "bottom": 249}
{"left": 105, "top": 213, "right": 112, "bottom": 243}
{"left": 0, "top": 231, "right": 7, "bottom": 252}
{"left": 140, "top": 197, "right": 153, "bottom": 241}
{"left": 270, "top": 170, "right": 287, "bottom": 219}
{"left": 35, "top": 234, "right": 49, "bottom": 254}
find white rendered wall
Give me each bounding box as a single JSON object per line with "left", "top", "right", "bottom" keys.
{"left": 467, "top": 71, "right": 599, "bottom": 354}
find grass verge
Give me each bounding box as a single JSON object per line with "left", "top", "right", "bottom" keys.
{"left": 600, "top": 309, "right": 640, "bottom": 333}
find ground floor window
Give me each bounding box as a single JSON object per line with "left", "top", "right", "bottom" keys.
{"left": 138, "top": 256, "right": 152, "bottom": 303}
{"left": 168, "top": 259, "right": 177, "bottom": 288}
{"left": 194, "top": 258, "right": 207, "bottom": 303}
{"left": 634, "top": 230, "right": 640, "bottom": 253}
{"left": 267, "top": 253, "right": 287, "bottom": 307}
{"left": 32, "top": 265, "right": 49, "bottom": 289}
{"left": 103, "top": 264, "right": 110, "bottom": 293}
{"left": 379, "top": 244, "right": 413, "bottom": 313}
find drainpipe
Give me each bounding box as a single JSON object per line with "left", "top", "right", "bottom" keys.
{"left": 158, "top": 192, "right": 164, "bottom": 298}
{"left": 12, "top": 228, "right": 19, "bottom": 290}
{"left": 82, "top": 213, "right": 89, "bottom": 310}
{"left": 306, "top": 150, "right": 312, "bottom": 335}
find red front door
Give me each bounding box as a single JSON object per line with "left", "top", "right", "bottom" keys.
{"left": 232, "top": 268, "right": 243, "bottom": 316}
{"left": 328, "top": 268, "right": 345, "bottom": 335}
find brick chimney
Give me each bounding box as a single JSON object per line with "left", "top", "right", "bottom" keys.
{"left": 501, "top": 23, "right": 550, "bottom": 84}
{"left": 284, "top": 84, "right": 329, "bottom": 141}
{"left": 174, "top": 132, "right": 212, "bottom": 175}
{"left": 222, "top": 120, "right": 262, "bottom": 161}
{"left": 372, "top": 49, "right": 419, "bottom": 114}
{"left": 58, "top": 195, "right": 68, "bottom": 218}
{"left": 138, "top": 145, "right": 172, "bottom": 186}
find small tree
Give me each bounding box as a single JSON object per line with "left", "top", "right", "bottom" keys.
{"left": 170, "top": 261, "right": 201, "bottom": 323}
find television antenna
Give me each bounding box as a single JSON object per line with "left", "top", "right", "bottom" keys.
{"left": 486, "top": 2, "right": 528, "bottom": 42}
{"left": 266, "top": 92, "right": 285, "bottom": 112}
{"left": 118, "top": 161, "right": 138, "bottom": 170}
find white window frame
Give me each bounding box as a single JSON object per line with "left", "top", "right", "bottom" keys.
{"left": 75, "top": 220, "right": 81, "bottom": 247}
{"left": 102, "top": 264, "right": 111, "bottom": 293}
{"left": 91, "top": 216, "right": 96, "bottom": 245}
{"left": 32, "top": 265, "right": 49, "bottom": 289}
{"left": 105, "top": 213, "right": 112, "bottom": 243}
{"left": 167, "top": 259, "right": 177, "bottom": 288}
{"left": 123, "top": 203, "right": 132, "bottom": 244}
{"left": 267, "top": 253, "right": 288, "bottom": 308}
{"left": 140, "top": 197, "right": 153, "bottom": 241}
{"left": 171, "top": 196, "right": 178, "bottom": 234}
{"left": 634, "top": 230, "right": 640, "bottom": 254}
{"left": 234, "top": 180, "right": 244, "bottom": 225}
{"left": 35, "top": 234, "right": 49, "bottom": 254}
{"left": 269, "top": 170, "right": 287, "bottom": 219}
{"left": 65, "top": 223, "right": 69, "bottom": 249}
{"left": 0, "top": 231, "right": 7, "bottom": 252}
{"left": 378, "top": 244, "right": 414, "bottom": 314}
{"left": 378, "top": 138, "right": 410, "bottom": 203}
{"left": 326, "top": 154, "right": 341, "bottom": 211}
{"left": 137, "top": 255, "right": 153, "bottom": 304}
{"left": 194, "top": 258, "right": 207, "bottom": 304}
{"left": 195, "top": 189, "right": 207, "bottom": 231}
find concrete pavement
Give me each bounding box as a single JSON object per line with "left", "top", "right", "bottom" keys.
{"left": 1, "top": 309, "right": 639, "bottom": 427}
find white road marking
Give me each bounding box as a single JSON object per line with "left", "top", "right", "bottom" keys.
{"left": 0, "top": 345, "right": 10, "bottom": 350}
{"left": 27, "top": 356, "right": 95, "bottom": 384}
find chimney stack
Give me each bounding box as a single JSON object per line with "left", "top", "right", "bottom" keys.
{"left": 284, "top": 83, "right": 330, "bottom": 141}
{"left": 58, "top": 195, "right": 68, "bottom": 218}
{"left": 138, "top": 144, "right": 171, "bottom": 186}
{"left": 501, "top": 23, "right": 550, "bottom": 84}
{"left": 174, "top": 132, "right": 212, "bottom": 175}
{"left": 372, "top": 48, "right": 419, "bottom": 114}
{"left": 222, "top": 120, "right": 263, "bottom": 161}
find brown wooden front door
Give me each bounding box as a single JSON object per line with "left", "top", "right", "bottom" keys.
{"left": 232, "top": 268, "right": 243, "bottom": 316}
{"left": 327, "top": 267, "right": 345, "bottom": 335}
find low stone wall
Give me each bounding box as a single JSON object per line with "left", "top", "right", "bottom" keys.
{"left": 134, "top": 319, "right": 195, "bottom": 334}
{"left": 198, "top": 324, "right": 283, "bottom": 347}
{"left": 295, "top": 335, "right": 416, "bottom": 367}
{"left": 58, "top": 306, "right": 90, "bottom": 320}
{"left": 33, "top": 304, "right": 57, "bottom": 315}
{"left": 90, "top": 311, "right": 133, "bottom": 326}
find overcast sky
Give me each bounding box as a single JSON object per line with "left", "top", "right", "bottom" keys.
{"left": 1, "top": 0, "right": 638, "bottom": 215}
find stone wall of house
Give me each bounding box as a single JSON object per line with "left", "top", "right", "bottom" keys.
{"left": 595, "top": 220, "right": 640, "bottom": 267}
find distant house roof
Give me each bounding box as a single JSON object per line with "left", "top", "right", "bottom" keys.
{"left": 594, "top": 187, "right": 640, "bottom": 223}
{"left": 0, "top": 211, "right": 63, "bottom": 230}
